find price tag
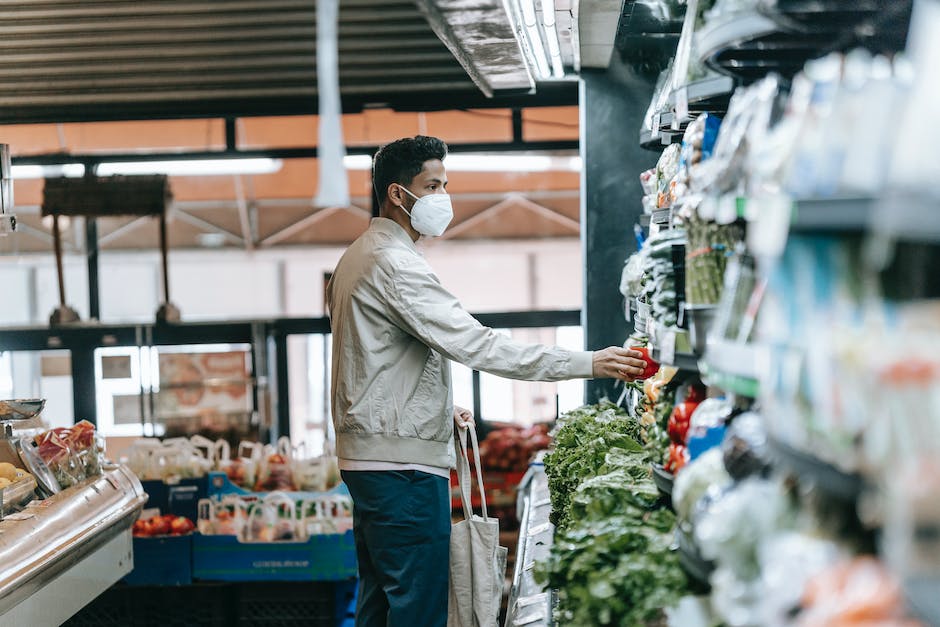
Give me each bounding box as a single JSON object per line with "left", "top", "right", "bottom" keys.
{"left": 660, "top": 330, "right": 676, "bottom": 366}
{"left": 675, "top": 87, "right": 689, "bottom": 124}
{"left": 650, "top": 113, "right": 661, "bottom": 140}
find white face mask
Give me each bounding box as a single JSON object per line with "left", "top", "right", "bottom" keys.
{"left": 398, "top": 185, "right": 453, "bottom": 237}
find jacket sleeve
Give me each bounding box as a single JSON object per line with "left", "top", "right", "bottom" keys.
{"left": 381, "top": 253, "right": 594, "bottom": 382}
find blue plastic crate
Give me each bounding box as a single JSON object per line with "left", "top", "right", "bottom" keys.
{"left": 193, "top": 530, "right": 357, "bottom": 582}
{"left": 124, "top": 534, "right": 193, "bottom": 586}
{"left": 206, "top": 471, "right": 348, "bottom": 501}
{"left": 140, "top": 477, "right": 208, "bottom": 520}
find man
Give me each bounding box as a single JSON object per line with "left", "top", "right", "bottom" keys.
{"left": 328, "top": 136, "right": 647, "bottom": 626}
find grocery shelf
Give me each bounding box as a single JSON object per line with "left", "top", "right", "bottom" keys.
{"left": 639, "top": 128, "right": 674, "bottom": 151}
{"left": 700, "top": 340, "right": 763, "bottom": 398}
{"left": 505, "top": 465, "right": 555, "bottom": 627}
{"left": 789, "top": 197, "right": 873, "bottom": 233}
{"left": 669, "top": 75, "right": 736, "bottom": 123}
{"left": 651, "top": 208, "right": 671, "bottom": 225}
{"left": 695, "top": 12, "right": 779, "bottom": 79}
{"left": 675, "top": 525, "right": 714, "bottom": 590}
{"left": 651, "top": 463, "right": 674, "bottom": 498}
{"left": 652, "top": 346, "right": 700, "bottom": 372}
{"left": 753, "top": 195, "right": 940, "bottom": 243}
{"left": 768, "top": 437, "right": 866, "bottom": 503}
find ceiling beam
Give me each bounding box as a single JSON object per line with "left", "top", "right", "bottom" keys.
{"left": 172, "top": 208, "right": 245, "bottom": 245}
{"left": 259, "top": 205, "right": 371, "bottom": 247}
{"left": 12, "top": 138, "right": 579, "bottom": 168}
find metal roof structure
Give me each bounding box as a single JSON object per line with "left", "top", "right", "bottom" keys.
{"left": 0, "top": 0, "right": 577, "bottom": 124}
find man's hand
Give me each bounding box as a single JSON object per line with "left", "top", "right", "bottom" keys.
{"left": 454, "top": 406, "right": 475, "bottom": 430}
{"left": 592, "top": 347, "right": 648, "bottom": 381}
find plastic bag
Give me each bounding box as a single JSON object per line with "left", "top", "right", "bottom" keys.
{"left": 254, "top": 437, "right": 295, "bottom": 492}
{"left": 672, "top": 447, "right": 731, "bottom": 523}
{"left": 242, "top": 491, "right": 302, "bottom": 543}
{"left": 197, "top": 495, "right": 249, "bottom": 536}
{"left": 302, "top": 495, "right": 353, "bottom": 536}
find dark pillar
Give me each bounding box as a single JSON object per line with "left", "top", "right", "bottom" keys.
{"left": 581, "top": 56, "right": 657, "bottom": 403}
{"left": 71, "top": 346, "right": 97, "bottom": 425}
{"left": 86, "top": 217, "right": 99, "bottom": 320}
{"left": 268, "top": 332, "right": 290, "bottom": 443}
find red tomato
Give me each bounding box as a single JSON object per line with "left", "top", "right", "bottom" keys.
{"left": 170, "top": 516, "right": 195, "bottom": 535}
{"left": 150, "top": 517, "right": 171, "bottom": 536}
{"left": 630, "top": 346, "right": 660, "bottom": 380}
{"left": 133, "top": 520, "right": 155, "bottom": 537}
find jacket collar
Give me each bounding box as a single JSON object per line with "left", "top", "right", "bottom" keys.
{"left": 371, "top": 217, "right": 417, "bottom": 250}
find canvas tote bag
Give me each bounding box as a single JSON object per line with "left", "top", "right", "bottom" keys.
{"left": 448, "top": 425, "right": 508, "bottom": 627}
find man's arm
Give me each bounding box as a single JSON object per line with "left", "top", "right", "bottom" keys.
{"left": 382, "top": 255, "right": 646, "bottom": 382}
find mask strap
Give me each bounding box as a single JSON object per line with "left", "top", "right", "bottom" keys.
{"left": 395, "top": 184, "right": 419, "bottom": 215}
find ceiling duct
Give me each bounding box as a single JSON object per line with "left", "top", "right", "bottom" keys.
{"left": 415, "top": 0, "right": 536, "bottom": 95}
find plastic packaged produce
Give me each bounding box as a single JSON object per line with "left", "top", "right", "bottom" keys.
{"left": 683, "top": 217, "right": 744, "bottom": 307}
{"left": 680, "top": 113, "right": 722, "bottom": 184}
{"left": 694, "top": 478, "right": 792, "bottom": 580}
{"left": 758, "top": 532, "right": 844, "bottom": 627}
{"left": 721, "top": 411, "right": 770, "bottom": 480}
{"left": 672, "top": 447, "right": 731, "bottom": 523}
{"left": 254, "top": 437, "right": 295, "bottom": 492}
{"left": 797, "top": 557, "right": 922, "bottom": 627}
{"left": 686, "top": 396, "right": 732, "bottom": 460}
{"left": 34, "top": 420, "right": 104, "bottom": 488}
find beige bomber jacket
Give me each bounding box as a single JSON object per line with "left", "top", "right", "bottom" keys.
{"left": 327, "top": 218, "right": 594, "bottom": 469}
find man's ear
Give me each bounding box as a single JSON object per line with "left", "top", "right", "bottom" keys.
{"left": 386, "top": 183, "right": 403, "bottom": 207}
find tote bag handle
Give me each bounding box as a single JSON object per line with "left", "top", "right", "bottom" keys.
{"left": 454, "top": 425, "right": 489, "bottom": 521}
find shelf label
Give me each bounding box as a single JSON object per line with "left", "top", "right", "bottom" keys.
{"left": 650, "top": 113, "right": 661, "bottom": 140}
{"left": 675, "top": 87, "right": 689, "bottom": 124}
{"left": 661, "top": 331, "right": 676, "bottom": 365}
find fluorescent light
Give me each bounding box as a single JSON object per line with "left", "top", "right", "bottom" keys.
{"left": 343, "top": 153, "right": 580, "bottom": 173}
{"left": 97, "top": 158, "right": 282, "bottom": 177}
{"left": 12, "top": 164, "right": 85, "bottom": 179}
{"left": 540, "top": 0, "right": 565, "bottom": 78}
{"left": 343, "top": 154, "right": 372, "bottom": 170}
{"left": 520, "top": 0, "right": 550, "bottom": 79}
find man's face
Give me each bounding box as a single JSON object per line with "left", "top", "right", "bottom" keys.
{"left": 401, "top": 158, "right": 448, "bottom": 202}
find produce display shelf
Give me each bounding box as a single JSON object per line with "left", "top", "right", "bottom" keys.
{"left": 675, "top": 525, "right": 714, "bottom": 591}
{"left": 669, "top": 75, "right": 736, "bottom": 123}
{"left": 652, "top": 347, "right": 700, "bottom": 372}
{"left": 651, "top": 463, "right": 674, "bottom": 498}
{"left": 701, "top": 367, "right": 759, "bottom": 398}
{"left": 700, "top": 340, "right": 763, "bottom": 398}
{"left": 789, "top": 197, "right": 873, "bottom": 233}
{"left": 695, "top": 11, "right": 779, "bottom": 79}
{"left": 768, "top": 436, "right": 866, "bottom": 503}
{"left": 639, "top": 127, "right": 674, "bottom": 151}
{"left": 505, "top": 465, "right": 555, "bottom": 627}
{"left": 651, "top": 208, "right": 672, "bottom": 225}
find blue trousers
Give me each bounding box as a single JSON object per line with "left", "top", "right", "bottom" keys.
{"left": 341, "top": 470, "right": 451, "bottom": 627}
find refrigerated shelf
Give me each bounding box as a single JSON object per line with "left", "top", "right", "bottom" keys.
{"left": 0, "top": 465, "right": 147, "bottom": 624}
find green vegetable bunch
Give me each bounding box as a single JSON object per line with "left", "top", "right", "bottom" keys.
{"left": 684, "top": 216, "right": 743, "bottom": 306}
{"left": 539, "top": 402, "right": 688, "bottom": 625}
{"left": 544, "top": 402, "right": 645, "bottom": 529}
{"left": 536, "top": 508, "right": 685, "bottom": 626}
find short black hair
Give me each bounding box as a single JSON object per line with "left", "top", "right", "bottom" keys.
{"left": 372, "top": 136, "right": 448, "bottom": 207}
